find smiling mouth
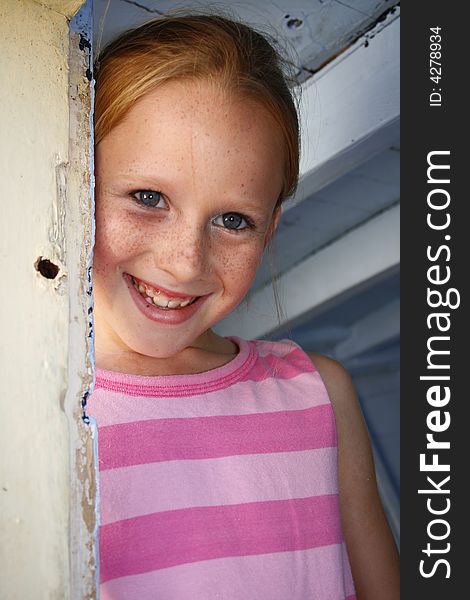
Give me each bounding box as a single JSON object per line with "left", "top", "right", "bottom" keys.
{"left": 130, "top": 275, "right": 200, "bottom": 309}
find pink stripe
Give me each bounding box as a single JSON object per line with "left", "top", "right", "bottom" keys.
{"left": 88, "top": 370, "right": 329, "bottom": 427}
{"left": 237, "top": 346, "right": 315, "bottom": 383}
{"left": 100, "top": 447, "right": 338, "bottom": 525}
{"left": 255, "top": 338, "right": 299, "bottom": 356}
{"left": 98, "top": 404, "right": 336, "bottom": 470}
{"left": 100, "top": 494, "right": 342, "bottom": 583}
{"left": 101, "top": 544, "right": 354, "bottom": 599}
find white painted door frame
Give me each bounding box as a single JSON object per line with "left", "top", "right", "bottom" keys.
{"left": 0, "top": 1, "right": 97, "bottom": 598}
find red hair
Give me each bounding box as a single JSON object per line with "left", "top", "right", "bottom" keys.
{"left": 94, "top": 12, "right": 300, "bottom": 207}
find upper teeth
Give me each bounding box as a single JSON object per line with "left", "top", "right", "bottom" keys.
{"left": 132, "top": 277, "right": 195, "bottom": 308}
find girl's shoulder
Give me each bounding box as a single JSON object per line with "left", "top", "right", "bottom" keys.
{"left": 304, "top": 351, "right": 356, "bottom": 422}
{"left": 304, "top": 350, "right": 400, "bottom": 598}
{"left": 303, "top": 350, "right": 368, "bottom": 456}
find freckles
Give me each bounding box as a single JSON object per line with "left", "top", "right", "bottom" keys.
{"left": 149, "top": 228, "right": 205, "bottom": 273}
{"left": 95, "top": 208, "right": 143, "bottom": 263}
{"left": 217, "top": 249, "right": 260, "bottom": 278}
{"left": 241, "top": 254, "right": 260, "bottom": 275}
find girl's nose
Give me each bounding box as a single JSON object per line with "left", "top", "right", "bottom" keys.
{"left": 155, "top": 226, "right": 210, "bottom": 283}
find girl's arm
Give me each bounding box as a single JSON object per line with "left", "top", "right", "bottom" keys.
{"left": 307, "top": 352, "right": 400, "bottom": 600}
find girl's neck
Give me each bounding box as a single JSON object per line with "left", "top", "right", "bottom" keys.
{"left": 95, "top": 331, "right": 238, "bottom": 377}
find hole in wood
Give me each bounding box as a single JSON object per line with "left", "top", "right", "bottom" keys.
{"left": 35, "top": 257, "right": 60, "bottom": 279}
{"left": 287, "top": 18, "right": 303, "bottom": 29}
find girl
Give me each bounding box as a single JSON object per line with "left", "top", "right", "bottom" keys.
{"left": 88, "top": 12, "right": 399, "bottom": 600}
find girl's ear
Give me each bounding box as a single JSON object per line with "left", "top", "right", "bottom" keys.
{"left": 263, "top": 205, "right": 282, "bottom": 251}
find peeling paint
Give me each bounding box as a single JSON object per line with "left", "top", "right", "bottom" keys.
{"left": 79, "top": 33, "right": 93, "bottom": 80}
{"left": 64, "top": 2, "right": 98, "bottom": 598}
{"left": 51, "top": 159, "right": 67, "bottom": 261}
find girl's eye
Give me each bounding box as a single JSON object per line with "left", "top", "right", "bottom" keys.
{"left": 132, "top": 190, "right": 165, "bottom": 208}
{"left": 213, "top": 212, "right": 252, "bottom": 231}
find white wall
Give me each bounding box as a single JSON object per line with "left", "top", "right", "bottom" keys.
{"left": 0, "top": 1, "right": 96, "bottom": 598}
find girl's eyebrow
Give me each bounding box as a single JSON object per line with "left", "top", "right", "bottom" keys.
{"left": 232, "top": 200, "right": 275, "bottom": 217}
{"left": 112, "top": 172, "right": 167, "bottom": 185}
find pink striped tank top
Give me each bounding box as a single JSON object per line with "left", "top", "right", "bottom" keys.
{"left": 88, "top": 336, "right": 356, "bottom": 599}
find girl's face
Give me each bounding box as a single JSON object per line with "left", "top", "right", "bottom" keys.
{"left": 94, "top": 79, "right": 284, "bottom": 362}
